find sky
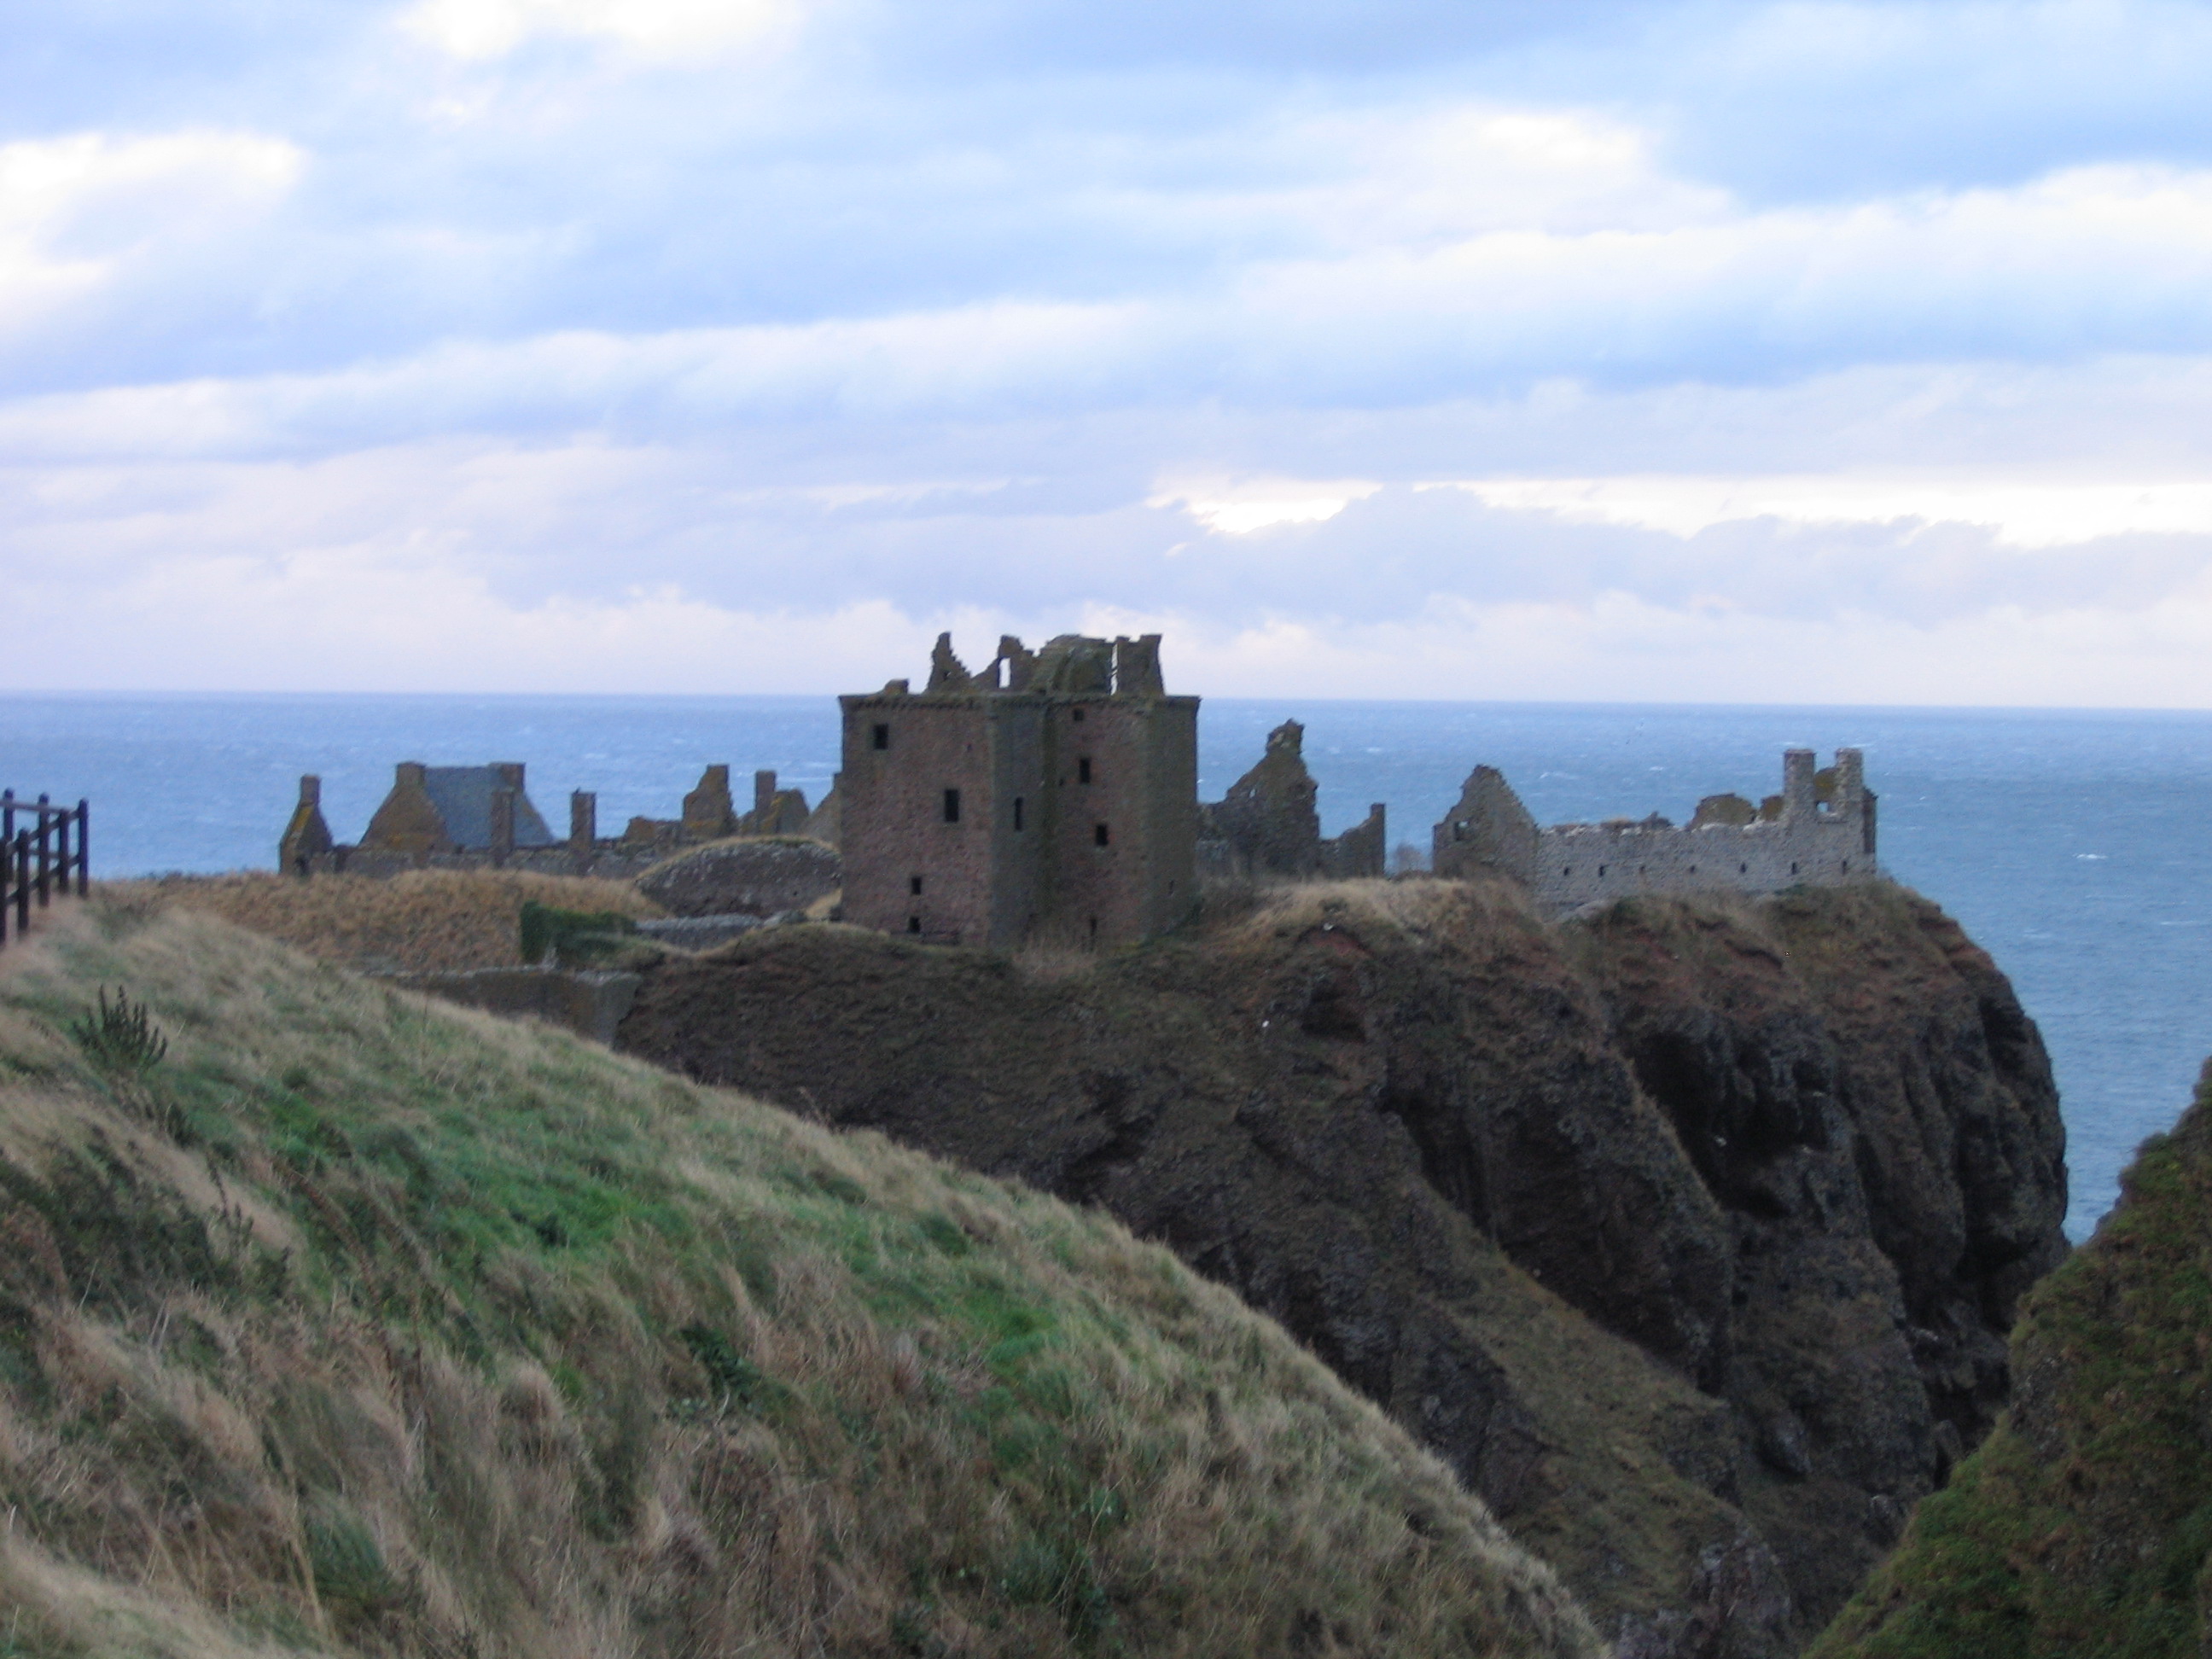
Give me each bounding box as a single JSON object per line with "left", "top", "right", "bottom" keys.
{"left": 10, "top": 0, "right": 2212, "bottom": 702}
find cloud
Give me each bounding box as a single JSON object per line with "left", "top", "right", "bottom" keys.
{"left": 7, "top": 144, "right": 2212, "bottom": 475}
{"left": 12, "top": 420, "right": 2212, "bottom": 702}
{"left": 1430, "top": 474, "right": 2212, "bottom": 549}
{"left": 9, "top": 2, "right": 2212, "bottom": 703}
{"left": 1147, "top": 475, "right": 1382, "bottom": 533}
{"left": 400, "top": 0, "right": 797, "bottom": 60}
{"left": 0, "top": 131, "right": 302, "bottom": 342}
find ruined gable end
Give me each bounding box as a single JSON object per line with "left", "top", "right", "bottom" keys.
{"left": 279, "top": 775, "right": 335, "bottom": 874}
{"left": 1432, "top": 765, "right": 1541, "bottom": 884}
{"left": 360, "top": 762, "right": 454, "bottom": 856}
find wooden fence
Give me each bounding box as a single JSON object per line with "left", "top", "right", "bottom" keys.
{"left": 0, "top": 792, "right": 89, "bottom": 948}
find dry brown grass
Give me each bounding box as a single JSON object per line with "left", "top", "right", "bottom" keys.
{"left": 1223, "top": 873, "right": 1540, "bottom": 947}
{"left": 113, "top": 870, "right": 664, "bottom": 974}
{"left": 0, "top": 900, "right": 1601, "bottom": 1659}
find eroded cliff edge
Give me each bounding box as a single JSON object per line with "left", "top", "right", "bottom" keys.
{"left": 618, "top": 879, "right": 2069, "bottom": 1654}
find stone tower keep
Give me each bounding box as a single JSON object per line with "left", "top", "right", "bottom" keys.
{"left": 839, "top": 632, "right": 1199, "bottom": 948}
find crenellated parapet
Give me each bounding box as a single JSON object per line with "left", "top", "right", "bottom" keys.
{"left": 1435, "top": 748, "right": 1878, "bottom": 911}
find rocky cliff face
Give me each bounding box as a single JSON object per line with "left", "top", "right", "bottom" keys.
{"left": 1812, "top": 1061, "right": 2212, "bottom": 1658}
{"left": 618, "top": 879, "right": 2068, "bottom": 1655}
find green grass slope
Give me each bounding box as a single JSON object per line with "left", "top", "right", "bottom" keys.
{"left": 0, "top": 897, "right": 1599, "bottom": 1659}
{"left": 1812, "top": 1059, "right": 2212, "bottom": 1658}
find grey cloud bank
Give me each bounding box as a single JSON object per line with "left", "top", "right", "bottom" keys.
{"left": 8, "top": 0, "right": 2212, "bottom": 699}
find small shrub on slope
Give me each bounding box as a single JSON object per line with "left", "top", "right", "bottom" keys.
{"left": 0, "top": 902, "right": 1597, "bottom": 1659}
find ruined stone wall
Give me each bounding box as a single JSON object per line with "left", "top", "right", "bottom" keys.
{"left": 1320, "top": 804, "right": 1388, "bottom": 879}
{"left": 1203, "top": 721, "right": 1320, "bottom": 875}
{"left": 1436, "top": 748, "right": 1879, "bottom": 912}
{"left": 1199, "top": 721, "right": 1384, "bottom": 882}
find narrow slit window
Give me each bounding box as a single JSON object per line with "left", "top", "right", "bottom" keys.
{"left": 1072, "top": 708, "right": 1085, "bottom": 723}
{"left": 1012, "top": 796, "right": 1024, "bottom": 830}
{"left": 872, "top": 723, "right": 889, "bottom": 750}
{"left": 942, "top": 789, "right": 961, "bottom": 824}
{"left": 1095, "top": 822, "right": 1110, "bottom": 847}
{"left": 907, "top": 916, "right": 921, "bottom": 934}
{"left": 909, "top": 875, "right": 923, "bottom": 895}
{"left": 1078, "top": 757, "right": 1092, "bottom": 784}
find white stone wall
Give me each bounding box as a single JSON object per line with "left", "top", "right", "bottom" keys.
{"left": 1530, "top": 810, "right": 1874, "bottom": 911}
{"left": 1435, "top": 747, "right": 1879, "bottom": 913}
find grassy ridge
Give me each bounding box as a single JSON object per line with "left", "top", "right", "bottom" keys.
{"left": 0, "top": 895, "right": 1598, "bottom": 1658}
{"left": 1812, "top": 1062, "right": 2212, "bottom": 1657}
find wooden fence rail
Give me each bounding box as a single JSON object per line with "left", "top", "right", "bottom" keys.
{"left": 0, "top": 791, "right": 90, "bottom": 948}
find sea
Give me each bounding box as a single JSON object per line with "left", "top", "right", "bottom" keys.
{"left": 6, "top": 690, "right": 2208, "bottom": 1244}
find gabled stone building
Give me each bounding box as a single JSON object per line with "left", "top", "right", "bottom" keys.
{"left": 362, "top": 762, "right": 557, "bottom": 858}
{"left": 838, "top": 632, "right": 1198, "bottom": 947}
{"left": 281, "top": 762, "right": 557, "bottom": 875}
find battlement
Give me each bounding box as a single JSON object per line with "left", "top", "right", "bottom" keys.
{"left": 1433, "top": 748, "right": 1878, "bottom": 911}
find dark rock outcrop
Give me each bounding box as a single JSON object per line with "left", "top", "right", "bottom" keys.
{"left": 618, "top": 880, "right": 2067, "bottom": 1653}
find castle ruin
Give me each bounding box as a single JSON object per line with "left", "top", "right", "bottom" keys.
{"left": 1434, "top": 748, "right": 1878, "bottom": 912}
{"left": 281, "top": 760, "right": 836, "bottom": 880}
{"left": 1196, "top": 720, "right": 1385, "bottom": 881}
{"left": 277, "top": 634, "right": 1882, "bottom": 939}
{"left": 839, "top": 632, "right": 1198, "bottom": 948}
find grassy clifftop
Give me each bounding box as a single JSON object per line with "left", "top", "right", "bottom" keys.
{"left": 0, "top": 897, "right": 1598, "bottom": 1659}
{"left": 1813, "top": 1059, "right": 2212, "bottom": 1658}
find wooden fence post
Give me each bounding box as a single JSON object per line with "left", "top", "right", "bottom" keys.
{"left": 0, "top": 795, "right": 91, "bottom": 948}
